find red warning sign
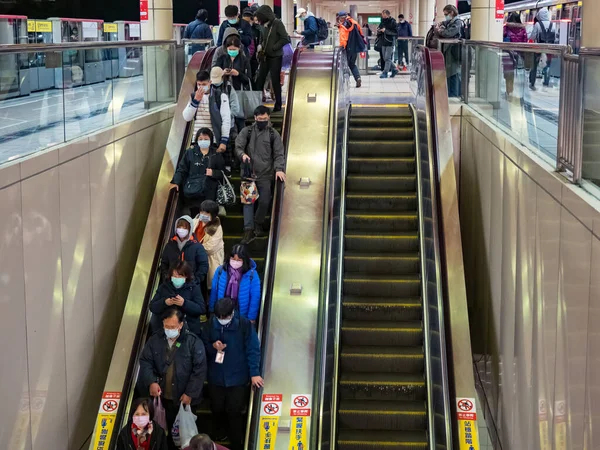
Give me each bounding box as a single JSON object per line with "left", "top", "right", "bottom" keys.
{"left": 290, "top": 394, "right": 312, "bottom": 417}
{"left": 260, "top": 393, "right": 283, "bottom": 417}
{"left": 263, "top": 403, "right": 280, "bottom": 415}
{"left": 456, "top": 397, "right": 477, "bottom": 421}
{"left": 98, "top": 392, "right": 121, "bottom": 414}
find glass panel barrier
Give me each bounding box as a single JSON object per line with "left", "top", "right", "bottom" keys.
{"left": 581, "top": 55, "right": 600, "bottom": 187}
{"left": 0, "top": 41, "right": 175, "bottom": 166}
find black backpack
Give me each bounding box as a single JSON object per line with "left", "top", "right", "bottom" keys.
{"left": 316, "top": 17, "right": 329, "bottom": 41}
{"left": 537, "top": 21, "right": 555, "bottom": 44}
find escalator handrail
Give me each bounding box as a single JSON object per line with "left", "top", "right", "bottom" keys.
{"left": 245, "top": 46, "right": 302, "bottom": 448}
{"left": 105, "top": 47, "right": 216, "bottom": 448}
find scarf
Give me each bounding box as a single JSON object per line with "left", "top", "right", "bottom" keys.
{"left": 131, "top": 421, "right": 153, "bottom": 450}
{"left": 225, "top": 265, "right": 243, "bottom": 300}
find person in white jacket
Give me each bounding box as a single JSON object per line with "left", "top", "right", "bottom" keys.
{"left": 193, "top": 199, "right": 224, "bottom": 288}
{"left": 183, "top": 67, "right": 232, "bottom": 151}
{"left": 527, "top": 7, "right": 553, "bottom": 90}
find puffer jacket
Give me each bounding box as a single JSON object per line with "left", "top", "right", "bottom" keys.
{"left": 139, "top": 329, "right": 207, "bottom": 403}
{"left": 149, "top": 279, "right": 205, "bottom": 336}
{"left": 234, "top": 122, "right": 285, "bottom": 181}
{"left": 210, "top": 259, "right": 261, "bottom": 321}
{"left": 171, "top": 144, "right": 225, "bottom": 201}
{"left": 301, "top": 13, "right": 319, "bottom": 44}
{"left": 504, "top": 22, "right": 527, "bottom": 43}
{"left": 255, "top": 5, "right": 290, "bottom": 58}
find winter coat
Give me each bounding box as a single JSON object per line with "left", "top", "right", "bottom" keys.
{"left": 182, "top": 88, "right": 232, "bottom": 146}
{"left": 210, "top": 259, "right": 261, "bottom": 320}
{"left": 171, "top": 144, "right": 225, "bottom": 202}
{"left": 301, "top": 14, "right": 319, "bottom": 44}
{"left": 160, "top": 215, "right": 209, "bottom": 284}
{"left": 338, "top": 17, "right": 361, "bottom": 49}
{"left": 184, "top": 19, "right": 213, "bottom": 55}
{"left": 255, "top": 5, "right": 291, "bottom": 58}
{"left": 217, "top": 18, "right": 253, "bottom": 53}
{"left": 139, "top": 329, "right": 207, "bottom": 403}
{"left": 193, "top": 217, "right": 224, "bottom": 286}
{"left": 201, "top": 314, "right": 260, "bottom": 387}
{"left": 377, "top": 17, "right": 397, "bottom": 47}
{"left": 504, "top": 22, "right": 527, "bottom": 43}
{"left": 214, "top": 51, "right": 252, "bottom": 91}
{"left": 529, "top": 8, "right": 552, "bottom": 43}
{"left": 116, "top": 421, "right": 168, "bottom": 450}
{"left": 436, "top": 17, "right": 463, "bottom": 77}
{"left": 397, "top": 20, "right": 413, "bottom": 37}
{"left": 234, "top": 122, "right": 285, "bottom": 181}
{"left": 150, "top": 279, "right": 205, "bottom": 337}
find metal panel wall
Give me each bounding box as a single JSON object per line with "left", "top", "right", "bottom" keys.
{"left": 0, "top": 107, "right": 174, "bottom": 450}
{"left": 460, "top": 108, "right": 600, "bottom": 450}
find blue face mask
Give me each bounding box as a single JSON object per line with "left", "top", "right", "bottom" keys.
{"left": 445, "top": 15, "right": 452, "bottom": 21}
{"left": 171, "top": 277, "right": 185, "bottom": 289}
{"left": 228, "top": 49, "right": 240, "bottom": 57}
{"left": 228, "top": 18, "right": 238, "bottom": 24}
{"left": 300, "top": 16, "right": 306, "bottom": 21}
{"left": 198, "top": 139, "right": 211, "bottom": 149}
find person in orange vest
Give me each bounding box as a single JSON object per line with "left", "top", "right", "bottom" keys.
{"left": 337, "top": 11, "right": 366, "bottom": 88}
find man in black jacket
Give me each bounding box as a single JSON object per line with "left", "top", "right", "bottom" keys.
{"left": 139, "top": 308, "right": 207, "bottom": 450}
{"left": 377, "top": 9, "right": 398, "bottom": 78}
{"left": 217, "top": 5, "right": 253, "bottom": 55}
{"left": 184, "top": 9, "right": 213, "bottom": 54}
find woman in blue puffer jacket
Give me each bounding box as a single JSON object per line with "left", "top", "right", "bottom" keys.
{"left": 210, "top": 244, "right": 261, "bottom": 322}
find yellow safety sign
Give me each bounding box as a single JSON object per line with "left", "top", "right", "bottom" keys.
{"left": 456, "top": 398, "right": 480, "bottom": 450}
{"left": 554, "top": 401, "right": 567, "bottom": 450}
{"left": 27, "top": 20, "right": 35, "bottom": 32}
{"left": 36, "top": 21, "right": 52, "bottom": 33}
{"left": 258, "top": 416, "right": 280, "bottom": 450}
{"left": 104, "top": 23, "right": 118, "bottom": 33}
{"left": 538, "top": 399, "right": 549, "bottom": 450}
{"left": 91, "top": 392, "right": 121, "bottom": 449}
{"left": 288, "top": 416, "right": 308, "bottom": 450}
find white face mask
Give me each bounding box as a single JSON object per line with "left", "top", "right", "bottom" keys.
{"left": 202, "top": 85, "right": 210, "bottom": 93}
{"left": 164, "top": 328, "right": 180, "bottom": 339}
{"left": 400, "top": 19, "right": 405, "bottom": 23}
{"left": 176, "top": 227, "right": 189, "bottom": 239}
{"left": 218, "top": 316, "right": 233, "bottom": 326}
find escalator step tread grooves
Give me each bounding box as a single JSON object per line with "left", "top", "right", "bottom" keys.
{"left": 337, "top": 107, "right": 427, "bottom": 450}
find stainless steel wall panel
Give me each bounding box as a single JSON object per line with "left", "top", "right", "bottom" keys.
{"left": 21, "top": 167, "right": 68, "bottom": 450}
{"left": 0, "top": 182, "right": 32, "bottom": 450}
{"left": 58, "top": 155, "right": 95, "bottom": 449}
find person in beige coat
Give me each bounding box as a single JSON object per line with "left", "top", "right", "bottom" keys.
{"left": 194, "top": 200, "right": 225, "bottom": 287}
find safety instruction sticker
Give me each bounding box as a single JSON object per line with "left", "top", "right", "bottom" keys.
{"left": 456, "top": 398, "right": 479, "bottom": 450}
{"left": 259, "top": 394, "right": 282, "bottom": 450}
{"left": 539, "top": 399, "right": 550, "bottom": 450}
{"left": 288, "top": 394, "right": 311, "bottom": 450}
{"left": 91, "top": 392, "right": 121, "bottom": 449}
{"left": 35, "top": 21, "right": 52, "bottom": 33}
{"left": 104, "top": 23, "right": 118, "bottom": 33}
{"left": 554, "top": 400, "right": 567, "bottom": 450}
{"left": 27, "top": 21, "right": 35, "bottom": 32}
{"left": 290, "top": 394, "right": 311, "bottom": 417}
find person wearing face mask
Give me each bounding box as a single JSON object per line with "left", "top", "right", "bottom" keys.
{"left": 210, "top": 244, "right": 261, "bottom": 322}
{"left": 217, "top": 4, "right": 253, "bottom": 55}
{"left": 116, "top": 397, "right": 169, "bottom": 450}
{"left": 433, "top": 4, "right": 464, "bottom": 97}
{"left": 183, "top": 69, "right": 232, "bottom": 153}
{"left": 214, "top": 35, "right": 252, "bottom": 92}
{"left": 337, "top": 12, "right": 365, "bottom": 88}
{"left": 193, "top": 200, "right": 224, "bottom": 288}
{"left": 395, "top": 14, "right": 412, "bottom": 69}
{"left": 201, "top": 297, "right": 262, "bottom": 450}
{"left": 235, "top": 105, "right": 286, "bottom": 243}
{"left": 160, "top": 215, "right": 209, "bottom": 286}
{"left": 377, "top": 9, "right": 398, "bottom": 78}
{"left": 150, "top": 261, "right": 205, "bottom": 337}
{"left": 170, "top": 127, "right": 226, "bottom": 218}
{"left": 140, "top": 308, "right": 207, "bottom": 450}
{"left": 242, "top": 8, "right": 261, "bottom": 77}
{"left": 295, "top": 8, "right": 318, "bottom": 47}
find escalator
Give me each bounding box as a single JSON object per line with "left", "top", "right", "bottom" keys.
{"left": 336, "top": 106, "right": 428, "bottom": 449}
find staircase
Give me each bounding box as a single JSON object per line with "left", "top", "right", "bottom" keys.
{"left": 336, "top": 106, "right": 428, "bottom": 450}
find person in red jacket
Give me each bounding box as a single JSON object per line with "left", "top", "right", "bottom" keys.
{"left": 502, "top": 12, "right": 528, "bottom": 98}
{"left": 337, "top": 11, "right": 365, "bottom": 88}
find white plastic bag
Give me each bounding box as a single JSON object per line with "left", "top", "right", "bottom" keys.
{"left": 171, "top": 403, "right": 198, "bottom": 449}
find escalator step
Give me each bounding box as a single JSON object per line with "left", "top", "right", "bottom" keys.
{"left": 346, "top": 175, "right": 416, "bottom": 193}
{"left": 337, "top": 400, "right": 427, "bottom": 431}
{"left": 344, "top": 232, "right": 418, "bottom": 253}
{"left": 343, "top": 275, "right": 420, "bottom": 297}
{"left": 342, "top": 296, "right": 422, "bottom": 322}
{"left": 340, "top": 346, "right": 424, "bottom": 373}
{"left": 349, "top": 127, "right": 414, "bottom": 141}
{"left": 220, "top": 214, "right": 271, "bottom": 232}
{"left": 347, "top": 157, "right": 415, "bottom": 175}
{"left": 348, "top": 141, "right": 415, "bottom": 157}
{"left": 345, "top": 212, "right": 418, "bottom": 232}
{"left": 339, "top": 373, "right": 426, "bottom": 401}
{"left": 341, "top": 320, "right": 423, "bottom": 347}
{"left": 224, "top": 235, "right": 268, "bottom": 252}
{"left": 349, "top": 117, "right": 413, "bottom": 128}
{"left": 337, "top": 430, "right": 427, "bottom": 450}
{"left": 343, "top": 253, "right": 420, "bottom": 275}
{"left": 345, "top": 193, "right": 417, "bottom": 212}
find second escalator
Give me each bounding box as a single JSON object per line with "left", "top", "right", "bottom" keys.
{"left": 336, "top": 106, "right": 428, "bottom": 449}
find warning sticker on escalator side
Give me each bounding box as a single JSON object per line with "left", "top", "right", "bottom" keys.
{"left": 91, "top": 392, "right": 121, "bottom": 450}
{"left": 456, "top": 398, "right": 480, "bottom": 450}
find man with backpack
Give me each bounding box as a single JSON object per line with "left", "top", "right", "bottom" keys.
{"left": 184, "top": 9, "right": 213, "bottom": 55}
{"left": 337, "top": 11, "right": 366, "bottom": 88}
{"left": 296, "top": 8, "right": 328, "bottom": 48}
{"left": 528, "top": 7, "right": 554, "bottom": 90}
{"left": 216, "top": 5, "right": 253, "bottom": 56}
{"left": 235, "top": 105, "right": 286, "bottom": 244}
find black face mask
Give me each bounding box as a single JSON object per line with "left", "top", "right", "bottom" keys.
{"left": 256, "top": 120, "right": 268, "bottom": 131}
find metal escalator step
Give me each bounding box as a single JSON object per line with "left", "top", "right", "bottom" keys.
{"left": 349, "top": 127, "right": 414, "bottom": 141}
{"left": 345, "top": 212, "right": 418, "bottom": 233}
{"left": 344, "top": 232, "right": 419, "bottom": 253}
{"left": 348, "top": 141, "right": 415, "bottom": 157}
{"left": 344, "top": 253, "right": 420, "bottom": 275}
{"left": 342, "top": 320, "right": 423, "bottom": 347}
{"left": 346, "top": 175, "right": 416, "bottom": 193}
{"left": 340, "top": 346, "right": 424, "bottom": 373}
{"left": 337, "top": 429, "right": 428, "bottom": 450}
{"left": 339, "top": 372, "right": 426, "bottom": 401}
{"left": 346, "top": 193, "right": 417, "bottom": 212}
{"left": 220, "top": 214, "right": 271, "bottom": 231}
{"left": 347, "top": 157, "right": 415, "bottom": 175}
{"left": 349, "top": 116, "right": 413, "bottom": 126}
{"left": 224, "top": 235, "right": 268, "bottom": 252}
{"left": 342, "top": 296, "right": 422, "bottom": 321}
{"left": 337, "top": 400, "right": 427, "bottom": 431}
{"left": 343, "top": 274, "right": 420, "bottom": 297}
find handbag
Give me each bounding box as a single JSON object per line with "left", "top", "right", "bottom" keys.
{"left": 374, "top": 34, "right": 383, "bottom": 52}
{"left": 240, "top": 161, "right": 259, "bottom": 205}
{"left": 153, "top": 397, "right": 167, "bottom": 431}
{"left": 239, "top": 81, "right": 262, "bottom": 119}
{"left": 217, "top": 174, "right": 236, "bottom": 206}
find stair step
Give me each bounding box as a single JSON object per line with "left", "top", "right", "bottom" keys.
{"left": 343, "top": 274, "right": 420, "bottom": 297}
{"left": 345, "top": 212, "right": 418, "bottom": 232}
{"left": 220, "top": 214, "right": 271, "bottom": 232}
{"left": 337, "top": 430, "right": 428, "bottom": 450}
{"left": 344, "top": 253, "right": 420, "bottom": 275}
{"left": 342, "top": 296, "right": 422, "bottom": 321}
{"left": 342, "top": 320, "right": 423, "bottom": 347}
{"left": 337, "top": 400, "right": 427, "bottom": 431}
{"left": 347, "top": 156, "right": 415, "bottom": 176}
{"left": 348, "top": 141, "right": 415, "bottom": 157}
{"left": 346, "top": 175, "right": 416, "bottom": 193}
{"left": 340, "top": 346, "right": 424, "bottom": 373}
{"left": 344, "top": 232, "right": 419, "bottom": 253}
{"left": 348, "top": 127, "right": 414, "bottom": 141}
{"left": 339, "top": 373, "right": 426, "bottom": 401}
{"left": 346, "top": 193, "right": 417, "bottom": 212}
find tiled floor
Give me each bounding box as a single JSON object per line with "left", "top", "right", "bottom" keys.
{"left": 349, "top": 72, "right": 413, "bottom": 104}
